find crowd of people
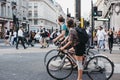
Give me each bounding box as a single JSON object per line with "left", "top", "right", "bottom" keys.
{"left": 93, "top": 26, "right": 120, "bottom": 53}
{"left": 3, "top": 26, "right": 61, "bottom": 49}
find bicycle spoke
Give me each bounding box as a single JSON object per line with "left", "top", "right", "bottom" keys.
{"left": 86, "top": 56, "right": 114, "bottom": 80}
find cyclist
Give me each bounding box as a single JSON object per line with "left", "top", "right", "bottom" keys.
{"left": 53, "top": 16, "right": 69, "bottom": 44}
{"left": 60, "top": 18, "right": 85, "bottom": 80}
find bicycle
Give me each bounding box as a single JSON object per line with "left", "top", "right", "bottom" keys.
{"left": 44, "top": 42, "right": 96, "bottom": 66}
{"left": 46, "top": 49, "right": 114, "bottom": 80}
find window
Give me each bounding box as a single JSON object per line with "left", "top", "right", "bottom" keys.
{"left": 28, "top": 11, "right": 32, "bottom": 17}
{"left": 1, "top": 4, "right": 6, "bottom": 17}
{"left": 28, "top": 3, "right": 32, "bottom": 8}
{"left": 34, "top": 19, "right": 38, "bottom": 25}
{"left": 8, "top": 6, "right": 10, "bottom": 17}
{"left": 29, "top": 19, "right": 32, "bottom": 24}
{"left": 34, "top": 11, "right": 38, "bottom": 17}
{"left": 34, "top": 3, "right": 38, "bottom": 8}
{"left": 29, "top": 6, "right": 32, "bottom": 8}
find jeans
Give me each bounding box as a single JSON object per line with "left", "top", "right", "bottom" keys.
{"left": 98, "top": 40, "right": 105, "bottom": 49}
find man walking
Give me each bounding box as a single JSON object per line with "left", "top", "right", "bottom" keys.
{"left": 16, "top": 27, "right": 27, "bottom": 49}
{"left": 96, "top": 26, "right": 106, "bottom": 51}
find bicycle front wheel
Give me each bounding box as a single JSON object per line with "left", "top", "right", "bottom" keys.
{"left": 46, "top": 55, "right": 73, "bottom": 80}
{"left": 44, "top": 49, "right": 60, "bottom": 66}
{"left": 86, "top": 55, "right": 114, "bottom": 80}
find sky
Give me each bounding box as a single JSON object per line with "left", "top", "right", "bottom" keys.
{"left": 55, "top": 0, "right": 97, "bottom": 19}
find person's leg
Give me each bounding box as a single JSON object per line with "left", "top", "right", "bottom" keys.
{"left": 43, "top": 38, "right": 47, "bottom": 48}
{"left": 20, "top": 37, "right": 26, "bottom": 49}
{"left": 108, "top": 39, "right": 111, "bottom": 50}
{"left": 40, "top": 38, "right": 44, "bottom": 48}
{"left": 16, "top": 37, "right": 19, "bottom": 49}
{"left": 74, "top": 44, "right": 84, "bottom": 80}
{"left": 75, "top": 56, "right": 83, "bottom": 80}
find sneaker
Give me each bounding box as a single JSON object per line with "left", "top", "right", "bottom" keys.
{"left": 63, "top": 63, "right": 71, "bottom": 69}
{"left": 24, "top": 47, "right": 27, "bottom": 49}
{"left": 16, "top": 47, "right": 18, "bottom": 49}
{"left": 110, "top": 50, "right": 112, "bottom": 54}
{"left": 40, "top": 46, "right": 44, "bottom": 48}
{"left": 50, "top": 60, "right": 62, "bottom": 67}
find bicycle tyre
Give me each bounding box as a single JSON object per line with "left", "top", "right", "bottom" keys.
{"left": 44, "top": 49, "right": 60, "bottom": 66}
{"left": 46, "top": 55, "right": 73, "bottom": 80}
{"left": 85, "top": 55, "right": 114, "bottom": 80}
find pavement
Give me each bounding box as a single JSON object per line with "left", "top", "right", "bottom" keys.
{"left": 0, "top": 39, "right": 120, "bottom": 80}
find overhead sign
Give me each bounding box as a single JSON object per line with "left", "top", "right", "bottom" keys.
{"left": 94, "top": 18, "right": 109, "bottom": 21}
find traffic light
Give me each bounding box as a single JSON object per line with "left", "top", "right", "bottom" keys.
{"left": 93, "top": 6, "right": 98, "bottom": 16}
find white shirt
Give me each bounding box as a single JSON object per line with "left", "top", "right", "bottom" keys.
{"left": 18, "top": 29, "right": 24, "bottom": 37}
{"left": 13, "top": 32, "right": 17, "bottom": 38}
{"left": 96, "top": 29, "right": 106, "bottom": 40}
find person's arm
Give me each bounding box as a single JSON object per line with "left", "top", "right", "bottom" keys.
{"left": 53, "top": 30, "right": 65, "bottom": 42}
{"left": 60, "top": 40, "right": 72, "bottom": 51}
{"left": 61, "top": 36, "right": 69, "bottom": 44}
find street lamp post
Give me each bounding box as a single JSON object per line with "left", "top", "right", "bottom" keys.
{"left": 91, "top": 0, "right": 94, "bottom": 46}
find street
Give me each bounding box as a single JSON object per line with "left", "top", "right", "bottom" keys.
{"left": 0, "top": 43, "right": 120, "bottom": 80}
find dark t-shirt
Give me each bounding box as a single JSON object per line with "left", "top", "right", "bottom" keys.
{"left": 68, "top": 28, "right": 85, "bottom": 56}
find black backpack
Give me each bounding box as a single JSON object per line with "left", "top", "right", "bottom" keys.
{"left": 75, "top": 26, "right": 89, "bottom": 45}
{"left": 43, "top": 31, "right": 49, "bottom": 37}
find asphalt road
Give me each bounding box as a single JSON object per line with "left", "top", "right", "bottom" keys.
{"left": 0, "top": 52, "right": 115, "bottom": 80}
{"left": 0, "top": 42, "right": 119, "bottom": 80}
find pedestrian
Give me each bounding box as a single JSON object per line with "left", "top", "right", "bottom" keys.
{"left": 23, "top": 29, "right": 30, "bottom": 47}
{"left": 40, "top": 28, "right": 48, "bottom": 48}
{"left": 50, "top": 29, "right": 59, "bottom": 40}
{"left": 117, "top": 28, "right": 120, "bottom": 42}
{"left": 28, "top": 31, "right": 34, "bottom": 47}
{"left": 96, "top": 26, "right": 106, "bottom": 51}
{"left": 108, "top": 28, "right": 114, "bottom": 53}
{"left": 4, "top": 27, "right": 11, "bottom": 46}
{"left": 16, "top": 27, "right": 27, "bottom": 49}
{"left": 60, "top": 18, "right": 84, "bottom": 80}
{"left": 12, "top": 29, "right": 17, "bottom": 45}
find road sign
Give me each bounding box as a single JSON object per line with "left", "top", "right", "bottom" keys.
{"left": 94, "top": 18, "right": 109, "bottom": 21}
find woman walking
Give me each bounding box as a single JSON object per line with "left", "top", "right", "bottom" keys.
{"left": 108, "top": 28, "right": 114, "bottom": 53}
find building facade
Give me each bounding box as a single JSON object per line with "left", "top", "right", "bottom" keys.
{"left": 95, "top": 0, "right": 120, "bottom": 32}
{"left": 0, "top": 0, "right": 28, "bottom": 38}
{"left": 28, "top": 0, "right": 65, "bottom": 32}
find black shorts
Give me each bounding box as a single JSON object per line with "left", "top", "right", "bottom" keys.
{"left": 74, "top": 44, "right": 85, "bottom": 56}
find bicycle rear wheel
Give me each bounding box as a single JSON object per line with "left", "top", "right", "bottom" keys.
{"left": 44, "top": 49, "right": 61, "bottom": 66}
{"left": 86, "top": 55, "right": 114, "bottom": 80}
{"left": 46, "top": 55, "right": 73, "bottom": 80}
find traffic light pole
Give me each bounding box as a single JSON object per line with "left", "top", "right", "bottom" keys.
{"left": 75, "top": 0, "right": 81, "bottom": 22}
{"left": 91, "top": 0, "right": 94, "bottom": 46}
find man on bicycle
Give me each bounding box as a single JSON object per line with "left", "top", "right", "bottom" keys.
{"left": 60, "top": 18, "right": 85, "bottom": 80}
{"left": 53, "top": 16, "right": 69, "bottom": 43}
